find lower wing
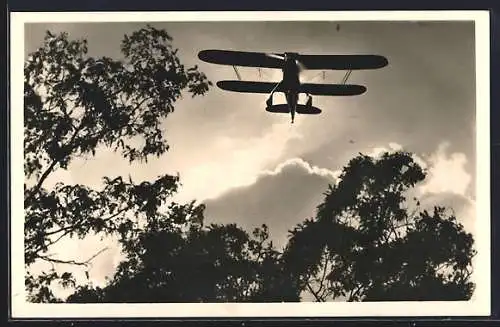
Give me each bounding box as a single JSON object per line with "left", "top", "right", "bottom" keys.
{"left": 216, "top": 81, "right": 366, "bottom": 96}
{"left": 300, "top": 83, "right": 366, "bottom": 96}
{"left": 216, "top": 80, "right": 283, "bottom": 93}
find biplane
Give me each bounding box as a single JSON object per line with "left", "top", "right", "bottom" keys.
{"left": 198, "top": 49, "right": 389, "bottom": 123}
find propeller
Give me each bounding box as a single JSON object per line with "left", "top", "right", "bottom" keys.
{"left": 266, "top": 53, "right": 285, "bottom": 61}
{"left": 265, "top": 53, "right": 307, "bottom": 72}
{"left": 295, "top": 59, "right": 307, "bottom": 72}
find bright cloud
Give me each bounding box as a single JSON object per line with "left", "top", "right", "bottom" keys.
{"left": 204, "top": 156, "right": 340, "bottom": 249}
{"left": 366, "top": 142, "right": 403, "bottom": 158}
{"left": 402, "top": 141, "right": 476, "bottom": 235}
{"left": 174, "top": 121, "right": 304, "bottom": 202}
{"left": 261, "top": 157, "right": 340, "bottom": 180}
{"left": 419, "top": 142, "right": 472, "bottom": 196}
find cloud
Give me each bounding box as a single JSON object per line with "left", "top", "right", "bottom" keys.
{"left": 173, "top": 121, "right": 304, "bottom": 202}
{"left": 414, "top": 141, "right": 475, "bottom": 233}
{"left": 261, "top": 157, "right": 341, "bottom": 180}
{"left": 417, "top": 192, "right": 476, "bottom": 233}
{"left": 419, "top": 142, "right": 472, "bottom": 197}
{"left": 362, "top": 141, "right": 474, "bottom": 233}
{"left": 205, "top": 141, "right": 477, "bottom": 250}
{"left": 204, "top": 158, "right": 339, "bottom": 249}
{"left": 366, "top": 142, "right": 404, "bottom": 158}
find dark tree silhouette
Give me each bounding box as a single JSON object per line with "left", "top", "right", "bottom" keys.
{"left": 64, "top": 151, "right": 474, "bottom": 303}
{"left": 24, "top": 26, "right": 211, "bottom": 302}
{"left": 66, "top": 208, "right": 300, "bottom": 303}
{"left": 283, "top": 151, "right": 476, "bottom": 301}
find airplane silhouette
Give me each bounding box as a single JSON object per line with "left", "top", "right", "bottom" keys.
{"left": 198, "top": 49, "right": 388, "bottom": 123}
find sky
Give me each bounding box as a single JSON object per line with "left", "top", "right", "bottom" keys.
{"left": 24, "top": 20, "right": 478, "bottom": 297}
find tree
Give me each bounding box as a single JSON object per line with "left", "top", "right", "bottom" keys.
{"left": 66, "top": 205, "right": 300, "bottom": 303}
{"left": 24, "top": 26, "right": 211, "bottom": 302}
{"left": 283, "top": 151, "right": 476, "bottom": 302}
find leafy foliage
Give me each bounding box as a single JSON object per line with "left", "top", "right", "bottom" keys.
{"left": 283, "top": 151, "right": 476, "bottom": 301}
{"left": 66, "top": 211, "right": 299, "bottom": 303}
{"left": 24, "top": 26, "right": 211, "bottom": 301}
{"left": 25, "top": 270, "right": 76, "bottom": 303}
{"left": 64, "top": 151, "right": 475, "bottom": 303}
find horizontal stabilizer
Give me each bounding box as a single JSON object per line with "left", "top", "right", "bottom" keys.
{"left": 217, "top": 80, "right": 283, "bottom": 94}
{"left": 266, "top": 104, "right": 289, "bottom": 113}
{"left": 300, "top": 83, "right": 366, "bottom": 96}
{"left": 297, "top": 105, "right": 322, "bottom": 114}
{"left": 266, "top": 104, "right": 322, "bottom": 115}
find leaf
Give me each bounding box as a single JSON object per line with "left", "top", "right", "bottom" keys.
{"left": 61, "top": 272, "right": 72, "bottom": 280}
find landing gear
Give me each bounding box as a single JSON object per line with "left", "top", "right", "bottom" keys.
{"left": 306, "top": 94, "right": 312, "bottom": 108}
{"left": 266, "top": 82, "right": 282, "bottom": 109}
{"left": 266, "top": 95, "right": 273, "bottom": 108}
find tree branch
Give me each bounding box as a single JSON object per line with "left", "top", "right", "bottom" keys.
{"left": 315, "top": 250, "right": 329, "bottom": 297}
{"left": 348, "top": 283, "right": 365, "bottom": 302}
{"left": 27, "top": 206, "right": 130, "bottom": 247}
{"left": 45, "top": 228, "right": 74, "bottom": 248}
{"left": 25, "top": 122, "right": 84, "bottom": 201}
{"left": 38, "top": 247, "right": 110, "bottom": 267}
{"left": 306, "top": 281, "right": 324, "bottom": 302}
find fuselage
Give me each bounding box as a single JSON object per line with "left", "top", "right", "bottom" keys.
{"left": 281, "top": 53, "right": 301, "bottom": 123}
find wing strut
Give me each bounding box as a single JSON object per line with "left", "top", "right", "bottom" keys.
{"left": 232, "top": 66, "right": 242, "bottom": 80}
{"left": 341, "top": 70, "right": 352, "bottom": 84}
{"left": 266, "top": 81, "right": 282, "bottom": 107}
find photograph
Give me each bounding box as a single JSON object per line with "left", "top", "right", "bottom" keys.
{"left": 10, "top": 11, "right": 490, "bottom": 318}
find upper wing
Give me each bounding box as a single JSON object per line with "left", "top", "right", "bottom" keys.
{"left": 300, "top": 83, "right": 367, "bottom": 96}
{"left": 298, "top": 54, "right": 388, "bottom": 70}
{"left": 198, "top": 50, "right": 284, "bottom": 69}
{"left": 216, "top": 80, "right": 284, "bottom": 93}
